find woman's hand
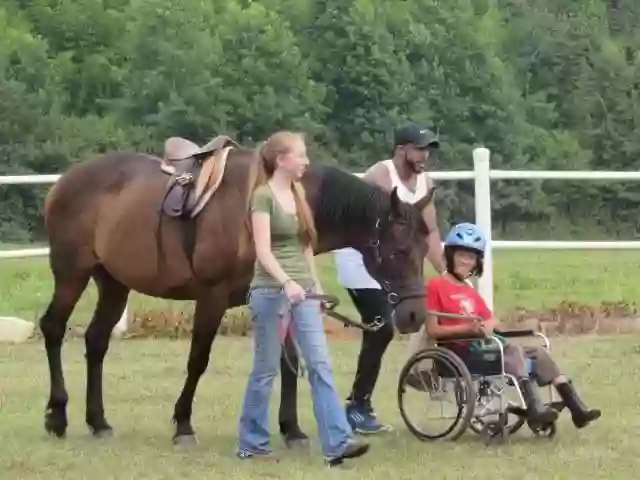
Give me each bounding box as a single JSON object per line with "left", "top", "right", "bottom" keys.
{"left": 284, "top": 280, "right": 306, "bottom": 304}
{"left": 314, "top": 283, "right": 330, "bottom": 312}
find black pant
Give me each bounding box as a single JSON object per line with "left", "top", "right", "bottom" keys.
{"left": 345, "top": 288, "right": 395, "bottom": 406}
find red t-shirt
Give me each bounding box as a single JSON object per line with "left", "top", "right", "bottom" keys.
{"left": 425, "top": 276, "right": 493, "bottom": 351}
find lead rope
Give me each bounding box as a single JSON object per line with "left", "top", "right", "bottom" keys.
{"left": 277, "top": 293, "right": 383, "bottom": 379}
{"left": 278, "top": 304, "right": 307, "bottom": 378}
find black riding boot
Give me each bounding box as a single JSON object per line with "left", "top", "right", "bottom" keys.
{"left": 518, "top": 377, "right": 558, "bottom": 425}
{"left": 555, "top": 380, "right": 601, "bottom": 429}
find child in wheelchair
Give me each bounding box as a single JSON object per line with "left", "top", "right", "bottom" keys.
{"left": 407, "top": 222, "right": 601, "bottom": 430}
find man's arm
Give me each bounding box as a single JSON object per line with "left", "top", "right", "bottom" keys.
{"left": 361, "top": 162, "right": 392, "bottom": 189}
{"left": 422, "top": 175, "right": 445, "bottom": 274}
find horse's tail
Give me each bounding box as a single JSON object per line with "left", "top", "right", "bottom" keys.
{"left": 42, "top": 180, "right": 62, "bottom": 233}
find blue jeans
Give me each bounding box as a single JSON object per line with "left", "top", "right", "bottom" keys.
{"left": 237, "top": 286, "right": 354, "bottom": 459}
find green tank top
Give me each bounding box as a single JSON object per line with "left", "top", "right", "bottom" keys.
{"left": 249, "top": 184, "right": 313, "bottom": 288}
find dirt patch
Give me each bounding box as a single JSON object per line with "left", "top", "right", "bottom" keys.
{"left": 502, "top": 301, "right": 640, "bottom": 336}
{"left": 38, "top": 300, "right": 638, "bottom": 341}
{"left": 62, "top": 305, "right": 362, "bottom": 341}
{"left": 118, "top": 306, "right": 362, "bottom": 341}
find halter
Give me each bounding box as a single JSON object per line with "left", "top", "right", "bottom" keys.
{"left": 366, "top": 216, "right": 426, "bottom": 308}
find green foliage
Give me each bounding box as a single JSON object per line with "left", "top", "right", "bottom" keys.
{"left": 1, "top": 0, "right": 639, "bottom": 241}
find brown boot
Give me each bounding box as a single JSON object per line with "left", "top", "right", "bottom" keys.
{"left": 556, "top": 380, "right": 601, "bottom": 429}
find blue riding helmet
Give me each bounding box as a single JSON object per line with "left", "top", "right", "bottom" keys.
{"left": 444, "top": 223, "right": 486, "bottom": 254}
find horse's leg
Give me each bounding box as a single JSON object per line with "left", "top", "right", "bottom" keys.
{"left": 278, "top": 331, "right": 310, "bottom": 448}
{"left": 84, "top": 266, "right": 130, "bottom": 437}
{"left": 40, "top": 271, "right": 91, "bottom": 438}
{"left": 172, "top": 292, "right": 227, "bottom": 446}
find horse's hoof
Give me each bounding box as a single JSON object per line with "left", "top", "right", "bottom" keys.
{"left": 45, "top": 424, "right": 67, "bottom": 438}
{"left": 173, "top": 434, "right": 198, "bottom": 448}
{"left": 282, "top": 430, "right": 310, "bottom": 450}
{"left": 93, "top": 427, "right": 114, "bottom": 439}
{"left": 284, "top": 436, "right": 311, "bottom": 450}
{"left": 44, "top": 412, "right": 67, "bottom": 438}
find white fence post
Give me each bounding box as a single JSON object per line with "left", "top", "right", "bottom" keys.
{"left": 473, "top": 147, "right": 494, "bottom": 311}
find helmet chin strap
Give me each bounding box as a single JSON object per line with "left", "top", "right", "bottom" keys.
{"left": 446, "top": 269, "right": 471, "bottom": 283}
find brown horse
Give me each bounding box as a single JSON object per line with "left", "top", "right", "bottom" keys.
{"left": 39, "top": 141, "right": 435, "bottom": 446}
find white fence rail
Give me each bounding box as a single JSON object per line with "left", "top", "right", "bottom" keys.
{"left": 3, "top": 147, "right": 640, "bottom": 332}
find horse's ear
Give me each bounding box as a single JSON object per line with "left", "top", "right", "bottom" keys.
{"left": 390, "top": 187, "right": 402, "bottom": 217}
{"left": 414, "top": 185, "right": 437, "bottom": 213}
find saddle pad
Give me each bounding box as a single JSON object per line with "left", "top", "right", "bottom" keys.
{"left": 189, "top": 145, "right": 233, "bottom": 217}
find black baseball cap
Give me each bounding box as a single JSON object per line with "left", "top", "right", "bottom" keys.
{"left": 394, "top": 123, "right": 440, "bottom": 149}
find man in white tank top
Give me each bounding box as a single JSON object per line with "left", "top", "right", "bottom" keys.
{"left": 334, "top": 123, "right": 445, "bottom": 434}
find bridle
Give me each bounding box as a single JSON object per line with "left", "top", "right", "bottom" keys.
{"left": 365, "top": 217, "right": 426, "bottom": 308}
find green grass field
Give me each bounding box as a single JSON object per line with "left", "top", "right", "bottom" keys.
{"left": 1, "top": 249, "right": 639, "bottom": 478}
{"left": 2, "top": 336, "right": 639, "bottom": 479}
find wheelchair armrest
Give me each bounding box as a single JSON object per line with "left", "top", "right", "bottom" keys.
{"left": 436, "top": 331, "right": 486, "bottom": 342}
{"left": 494, "top": 328, "right": 537, "bottom": 338}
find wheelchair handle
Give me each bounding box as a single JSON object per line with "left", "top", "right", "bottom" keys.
{"left": 426, "top": 310, "right": 485, "bottom": 322}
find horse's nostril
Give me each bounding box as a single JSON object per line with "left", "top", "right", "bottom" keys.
{"left": 410, "top": 311, "right": 416, "bottom": 325}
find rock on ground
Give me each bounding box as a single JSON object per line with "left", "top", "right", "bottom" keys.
{"left": 0, "top": 317, "right": 35, "bottom": 343}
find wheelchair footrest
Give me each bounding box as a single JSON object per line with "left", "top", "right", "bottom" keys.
{"left": 506, "top": 401, "right": 565, "bottom": 419}
{"left": 506, "top": 405, "right": 528, "bottom": 417}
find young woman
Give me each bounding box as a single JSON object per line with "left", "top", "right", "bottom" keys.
{"left": 422, "top": 222, "right": 601, "bottom": 429}
{"left": 236, "top": 131, "right": 370, "bottom": 465}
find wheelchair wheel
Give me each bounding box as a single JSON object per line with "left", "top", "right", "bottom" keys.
{"left": 467, "top": 375, "right": 529, "bottom": 438}
{"left": 398, "top": 347, "right": 476, "bottom": 441}
{"left": 480, "top": 413, "right": 508, "bottom": 446}
{"left": 529, "top": 419, "right": 557, "bottom": 439}
{"left": 471, "top": 413, "right": 526, "bottom": 438}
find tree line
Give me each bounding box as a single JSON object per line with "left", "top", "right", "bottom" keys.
{"left": 1, "top": 0, "right": 639, "bottom": 242}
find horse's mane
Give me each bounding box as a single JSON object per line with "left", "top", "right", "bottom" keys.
{"left": 239, "top": 161, "right": 425, "bottom": 256}
{"left": 314, "top": 165, "right": 428, "bottom": 235}
{"left": 313, "top": 165, "right": 391, "bottom": 229}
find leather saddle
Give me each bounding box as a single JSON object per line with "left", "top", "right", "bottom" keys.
{"left": 158, "top": 135, "right": 239, "bottom": 218}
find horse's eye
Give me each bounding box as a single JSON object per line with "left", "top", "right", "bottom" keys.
{"left": 392, "top": 249, "right": 408, "bottom": 259}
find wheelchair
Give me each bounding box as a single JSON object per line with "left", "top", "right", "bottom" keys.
{"left": 397, "top": 317, "right": 565, "bottom": 445}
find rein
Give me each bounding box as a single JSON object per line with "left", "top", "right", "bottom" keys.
{"left": 307, "top": 294, "right": 384, "bottom": 333}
